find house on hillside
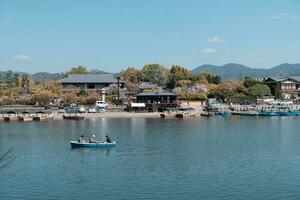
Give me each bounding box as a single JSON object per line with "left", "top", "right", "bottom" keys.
{"left": 263, "top": 76, "right": 300, "bottom": 99}
{"left": 60, "top": 74, "right": 124, "bottom": 92}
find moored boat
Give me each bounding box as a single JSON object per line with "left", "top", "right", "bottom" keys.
{"left": 240, "top": 112, "right": 259, "bottom": 116}
{"left": 33, "top": 115, "right": 53, "bottom": 121}
{"left": 18, "top": 116, "right": 33, "bottom": 121}
{"left": 291, "top": 111, "right": 300, "bottom": 116}
{"left": 200, "top": 112, "right": 214, "bottom": 117}
{"left": 259, "top": 111, "right": 280, "bottom": 116}
{"left": 70, "top": 141, "right": 116, "bottom": 148}
{"left": 160, "top": 108, "right": 178, "bottom": 119}
{"left": 216, "top": 111, "right": 232, "bottom": 117}
{"left": 3, "top": 116, "right": 19, "bottom": 122}
{"left": 276, "top": 111, "right": 296, "bottom": 116}
{"left": 175, "top": 107, "right": 196, "bottom": 118}
{"left": 63, "top": 115, "right": 85, "bottom": 120}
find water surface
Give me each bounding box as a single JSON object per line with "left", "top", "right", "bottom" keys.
{"left": 1, "top": 116, "right": 300, "bottom": 200}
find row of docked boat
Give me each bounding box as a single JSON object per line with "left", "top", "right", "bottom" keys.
{"left": 160, "top": 107, "right": 197, "bottom": 119}
{"left": 200, "top": 110, "right": 300, "bottom": 117}
{"left": 3, "top": 115, "right": 54, "bottom": 122}
{"left": 233, "top": 110, "right": 300, "bottom": 117}
{"left": 258, "top": 111, "right": 300, "bottom": 116}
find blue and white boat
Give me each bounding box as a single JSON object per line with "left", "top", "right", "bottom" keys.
{"left": 276, "top": 111, "right": 296, "bottom": 116}
{"left": 291, "top": 111, "right": 300, "bottom": 116}
{"left": 259, "top": 111, "right": 280, "bottom": 116}
{"left": 217, "top": 111, "right": 232, "bottom": 117}
{"left": 70, "top": 141, "right": 116, "bottom": 148}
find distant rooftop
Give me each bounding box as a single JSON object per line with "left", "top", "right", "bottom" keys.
{"left": 60, "top": 74, "right": 124, "bottom": 83}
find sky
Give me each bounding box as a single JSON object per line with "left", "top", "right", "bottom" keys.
{"left": 1, "top": 0, "right": 300, "bottom": 73}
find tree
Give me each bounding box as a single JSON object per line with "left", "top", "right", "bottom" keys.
{"left": 167, "top": 65, "right": 196, "bottom": 89}
{"left": 198, "top": 71, "right": 221, "bottom": 84}
{"left": 172, "top": 83, "right": 208, "bottom": 100}
{"left": 215, "top": 80, "right": 247, "bottom": 101}
{"left": 243, "top": 76, "right": 260, "bottom": 88}
{"left": 120, "top": 67, "right": 142, "bottom": 84}
{"left": 65, "top": 66, "right": 88, "bottom": 76}
{"left": 141, "top": 64, "right": 169, "bottom": 86}
{"left": 248, "top": 84, "right": 271, "bottom": 97}
{"left": 124, "top": 82, "right": 140, "bottom": 94}
{"left": 61, "top": 91, "right": 78, "bottom": 105}
{"left": 46, "top": 80, "right": 63, "bottom": 96}
{"left": 31, "top": 88, "right": 56, "bottom": 106}
{"left": 188, "top": 83, "right": 208, "bottom": 94}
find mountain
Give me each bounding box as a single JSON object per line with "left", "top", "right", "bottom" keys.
{"left": 0, "top": 69, "right": 111, "bottom": 82}
{"left": 192, "top": 63, "right": 300, "bottom": 79}
{"left": 31, "top": 72, "right": 65, "bottom": 82}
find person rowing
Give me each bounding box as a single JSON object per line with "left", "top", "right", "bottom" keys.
{"left": 105, "top": 135, "right": 112, "bottom": 143}
{"left": 78, "top": 135, "right": 85, "bottom": 143}
{"left": 89, "top": 135, "right": 96, "bottom": 143}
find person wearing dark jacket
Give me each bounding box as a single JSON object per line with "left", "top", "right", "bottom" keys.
{"left": 105, "top": 135, "right": 112, "bottom": 143}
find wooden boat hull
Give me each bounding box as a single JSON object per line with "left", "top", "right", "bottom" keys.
{"left": 200, "top": 112, "right": 214, "bottom": 117}
{"left": 33, "top": 116, "right": 53, "bottom": 121}
{"left": 176, "top": 113, "right": 196, "bottom": 118}
{"left": 70, "top": 141, "right": 116, "bottom": 148}
{"left": 160, "top": 113, "right": 176, "bottom": 119}
{"left": 3, "top": 116, "right": 19, "bottom": 121}
{"left": 63, "top": 115, "right": 85, "bottom": 120}
{"left": 18, "top": 116, "right": 33, "bottom": 121}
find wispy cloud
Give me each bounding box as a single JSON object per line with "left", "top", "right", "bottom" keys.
{"left": 265, "top": 13, "right": 300, "bottom": 21}
{"left": 207, "top": 36, "right": 226, "bottom": 43}
{"left": 12, "top": 54, "right": 31, "bottom": 60}
{"left": 202, "top": 48, "right": 217, "bottom": 54}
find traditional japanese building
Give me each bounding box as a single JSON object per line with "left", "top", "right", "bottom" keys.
{"left": 60, "top": 74, "right": 124, "bottom": 92}
{"left": 134, "top": 92, "right": 178, "bottom": 112}
{"left": 263, "top": 76, "right": 300, "bottom": 99}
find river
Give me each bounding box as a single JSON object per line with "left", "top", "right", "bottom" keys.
{"left": 1, "top": 116, "right": 300, "bottom": 199}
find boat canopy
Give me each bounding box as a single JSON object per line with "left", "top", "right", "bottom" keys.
{"left": 131, "top": 103, "right": 145, "bottom": 108}
{"left": 6, "top": 110, "right": 16, "bottom": 114}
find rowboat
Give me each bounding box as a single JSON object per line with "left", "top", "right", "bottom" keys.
{"left": 70, "top": 141, "right": 116, "bottom": 148}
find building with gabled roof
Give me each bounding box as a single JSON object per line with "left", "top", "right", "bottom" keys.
{"left": 263, "top": 76, "right": 300, "bottom": 99}
{"left": 60, "top": 74, "right": 124, "bottom": 91}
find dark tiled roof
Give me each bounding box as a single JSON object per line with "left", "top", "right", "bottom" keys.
{"left": 135, "top": 92, "right": 177, "bottom": 97}
{"left": 289, "top": 76, "right": 300, "bottom": 82}
{"left": 264, "top": 77, "right": 287, "bottom": 82}
{"left": 264, "top": 76, "right": 300, "bottom": 83}
{"left": 60, "top": 74, "right": 124, "bottom": 83}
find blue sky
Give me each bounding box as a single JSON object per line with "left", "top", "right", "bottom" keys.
{"left": 1, "top": 0, "right": 300, "bottom": 73}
